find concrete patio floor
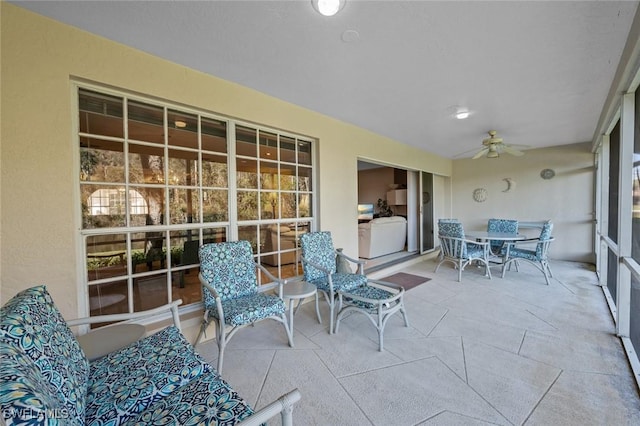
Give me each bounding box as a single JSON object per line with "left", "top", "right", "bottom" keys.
{"left": 195, "top": 258, "right": 640, "bottom": 425}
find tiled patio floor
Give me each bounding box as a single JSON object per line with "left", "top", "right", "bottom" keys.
{"left": 196, "top": 258, "right": 640, "bottom": 425}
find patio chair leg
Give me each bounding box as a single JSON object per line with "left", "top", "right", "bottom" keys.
{"left": 216, "top": 322, "right": 226, "bottom": 373}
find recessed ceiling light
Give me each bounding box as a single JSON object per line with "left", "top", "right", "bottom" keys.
{"left": 455, "top": 111, "right": 470, "bottom": 120}
{"left": 312, "top": 0, "right": 345, "bottom": 17}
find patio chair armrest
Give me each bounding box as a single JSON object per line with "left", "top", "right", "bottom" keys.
{"left": 256, "top": 262, "right": 287, "bottom": 297}
{"left": 237, "top": 388, "right": 301, "bottom": 426}
{"left": 67, "top": 299, "right": 183, "bottom": 330}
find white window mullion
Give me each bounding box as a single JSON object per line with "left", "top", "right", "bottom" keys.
{"left": 228, "top": 121, "right": 238, "bottom": 241}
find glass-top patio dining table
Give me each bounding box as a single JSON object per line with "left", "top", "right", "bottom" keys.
{"left": 465, "top": 230, "right": 528, "bottom": 258}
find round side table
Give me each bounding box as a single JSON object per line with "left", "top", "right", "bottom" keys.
{"left": 283, "top": 281, "right": 322, "bottom": 342}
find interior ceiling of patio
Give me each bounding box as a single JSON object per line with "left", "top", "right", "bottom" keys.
{"left": 14, "top": 1, "right": 639, "bottom": 159}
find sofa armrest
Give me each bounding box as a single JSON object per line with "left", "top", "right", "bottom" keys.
{"left": 67, "top": 299, "right": 183, "bottom": 331}
{"left": 238, "top": 388, "right": 302, "bottom": 426}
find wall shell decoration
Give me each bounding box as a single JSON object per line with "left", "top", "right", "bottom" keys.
{"left": 502, "top": 178, "right": 515, "bottom": 192}
{"left": 473, "top": 188, "right": 488, "bottom": 203}
{"left": 540, "top": 168, "right": 555, "bottom": 180}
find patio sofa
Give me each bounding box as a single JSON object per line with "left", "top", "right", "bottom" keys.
{"left": 0, "top": 285, "right": 300, "bottom": 426}
{"left": 358, "top": 215, "right": 407, "bottom": 258}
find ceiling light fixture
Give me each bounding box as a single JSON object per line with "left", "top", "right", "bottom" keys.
{"left": 174, "top": 120, "right": 187, "bottom": 128}
{"left": 312, "top": 0, "right": 345, "bottom": 17}
{"left": 455, "top": 110, "right": 470, "bottom": 120}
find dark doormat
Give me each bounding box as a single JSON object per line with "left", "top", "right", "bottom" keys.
{"left": 379, "top": 272, "right": 431, "bottom": 291}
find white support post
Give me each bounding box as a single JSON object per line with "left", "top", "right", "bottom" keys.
{"left": 616, "top": 92, "right": 634, "bottom": 337}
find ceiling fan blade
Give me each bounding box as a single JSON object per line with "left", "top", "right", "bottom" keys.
{"left": 472, "top": 148, "right": 490, "bottom": 159}
{"left": 503, "top": 145, "right": 524, "bottom": 156}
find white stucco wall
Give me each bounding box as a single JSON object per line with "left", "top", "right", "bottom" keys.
{"left": 451, "top": 142, "right": 595, "bottom": 262}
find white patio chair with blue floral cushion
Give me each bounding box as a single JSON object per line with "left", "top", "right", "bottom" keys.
{"left": 501, "top": 220, "right": 555, "bottom": 285}
{"left": 487, "top": 218, "right": 519, "bottom": 255}
{"left": 195, "top": 241, "right": 293, "bottom": 373}
{"left": 299, "top": 231, "right": 367, "bottom": 334}
{"left": 435, "top": 221, "right": 492, "bottom": 282}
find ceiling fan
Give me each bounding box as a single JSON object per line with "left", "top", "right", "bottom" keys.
{"left": 472, "top": 130, "right": 525, "bottom": 159}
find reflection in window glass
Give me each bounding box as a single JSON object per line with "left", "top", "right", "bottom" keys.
{"left": 298, "top": 140, "right": 312, "bottom": 165}
{"left": 128, "top": 144, "right": 165, "bottom": 184}
{"left": 259, "top": 131, "right": 277, "bottom": 160}
{"left": 169, "top": 188, "right": 200, "bottom": 225}
{"left": 202, "top": 153, "right": 228, "bottom": 187}
{"left": 89, "top": 280, "right": 129, "bottom": 317}
{"left": 237, "top": 159, "right": 258, "bottom": 189}
{"left": 202, "top": 118, "right": 227, "bottom": 153}
{"left": 237, "top": 191, "right": 258, "bottom": 220}
{"left": 128, "top": 100, "right": 164, "bottom": 144}
{"left": 168, "top": 149, "right": 198, "bottom": 186}
{"left": 280, "top": 163, "right": 297, "bottom": 189}
{"left": 80, "top": 138, "right": 125, "bottom": 183}
{"left": 239, "top": 225, "right": 259, "bottom": 254}
{"left": 79, "top": 89, "right": 124, "bottom": 138}
{"left": 79, "top": 86, "right": 313, "bottom": 320}
{"left": 298, "top": 166, "right": 312, "bottom": 191}
{"left": 260, "top": 161, "right": 279, "bottom": 190}
{"left": 236, "top": 126, "right": 257, "bottom": 157}
{"left": 168, "top": 110, "right": 198, "bottom": 149}
{"left": 203, "top": 189, "right": 228, "bottom": 222}
{"left": 280, "top": 136, "right": 297, "bottom": 163}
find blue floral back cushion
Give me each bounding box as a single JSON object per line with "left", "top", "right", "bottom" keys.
{"left": 300, "top": 232, "right": 337, "bottom": 282}
{"left": 199, "top": 241, "right": 258, "bottom": 304}
{"left": 122, "top": 369, "right": 255, "bottom": 425}
{"left": 86, "top": 325, "right": 211, "bottom": 425}
{"left": 0, "top": 344, "right": 74, "bottom": 425}
{"left": 0, "top": 285, "right": 89, "bottom": 425}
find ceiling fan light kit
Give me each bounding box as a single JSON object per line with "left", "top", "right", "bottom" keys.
{"left": 471, "top": 130, "right": 525, "bottom": 159}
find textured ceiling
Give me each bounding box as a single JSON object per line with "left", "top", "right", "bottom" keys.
{"left": 13, "top": 0, "right": 639, "bottom": 158}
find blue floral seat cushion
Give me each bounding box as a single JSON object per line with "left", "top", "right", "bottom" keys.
{"left": 308, "top": 273, "right": 368, "bottom": 293}
{"left": 121, "top": 371, "right": 254, "bottom": 426}
{"left": 211, "top": 293, "right": 286, "bottom": 327}
{"left": 465, "top": 244, "right": 488, "bottom": 259}
{"left": 507, "top": 247, "right": 541, "bottom": 261}
{"left": 341, "top": 285, "right": 395, "bottom": 313}
{"left": 86, "top": 325, "right": 211, "bottom": 425}
{"left": 0, "top": 285, "right": 89, "bottom": 425}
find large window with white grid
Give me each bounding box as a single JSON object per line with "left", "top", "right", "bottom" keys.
{"left": 78, "top": 85, "right": 315, "bottom": 320}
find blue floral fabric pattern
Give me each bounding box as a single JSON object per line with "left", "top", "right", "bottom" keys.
{"left": 487, "top": 219, "right": 519, "bottom": 253}
{"left": 0, "top": 285, "right": 89, "bottom": 425}
{"left": 86, "top": 326, "right": 211, "bottom": 425}
{"left": 199, "top": 241, "right": 286, "bottom": 326}
{"left": 300, "top": 232, "right": 337, "bottom": 281}
{"left": 122, "top": 371, "right": 254, "bottom": 425}
{"left": 214, "top": 294, "right": 286, "bottom": 326}
{"left": 199, "top": 241, "right": 258, "bottom": 303}
{"left": 0, "top": 344, "right": 71, "bottom": 426}
{"left": 300, "top": 232, "right": 367, "bottom": 292}
{"left": 341, "top": 285, "right": 395, "bottom": 313}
